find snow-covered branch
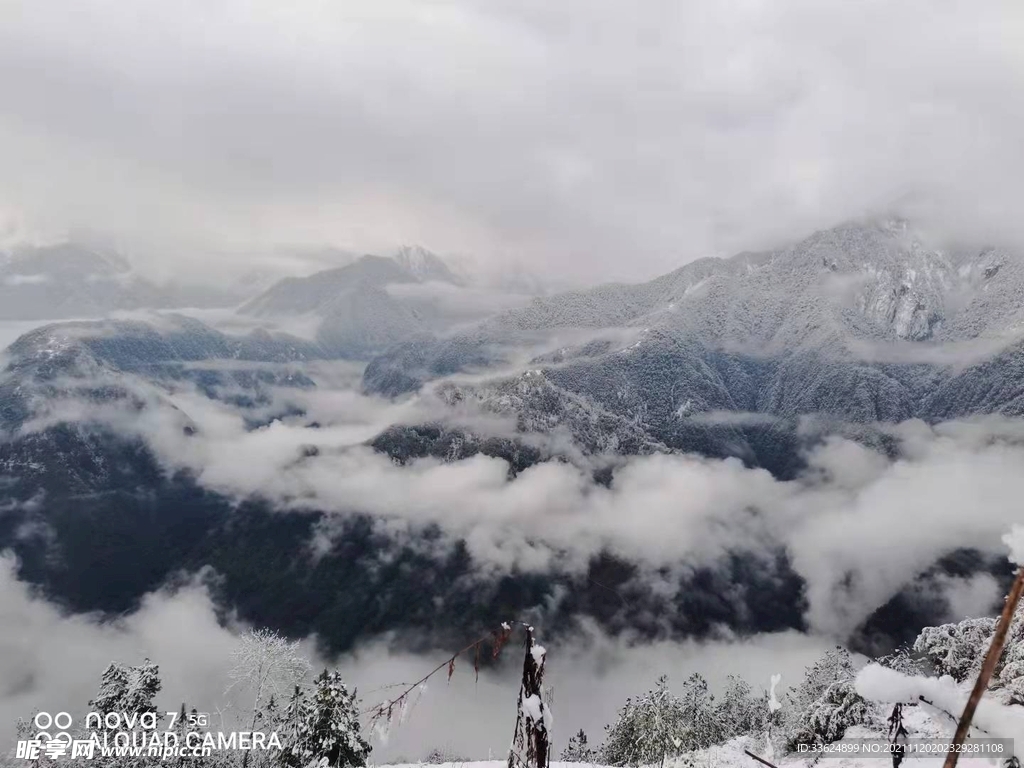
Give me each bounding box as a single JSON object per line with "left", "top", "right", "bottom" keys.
{"left": 856, "top": 664, "right": 1024, "bottom": 745}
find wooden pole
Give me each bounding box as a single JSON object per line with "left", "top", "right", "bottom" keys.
{"left": 942, "top": 566, "right": 1024, "bottom": 768}
{"left": 508, "top": 627, "right": 549, "bottom": 768}
{"left": 744, "top": 749, "right": 781, "bottom": 768}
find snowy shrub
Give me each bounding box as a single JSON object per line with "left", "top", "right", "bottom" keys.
{"left": 600, "top": 675, "right": 689, "bottom": 766}
{"left": 561, "top": 729, "right": 596, "bottom": 762}
{"left": 804, "top": 680, "right": 868, "bottom": 745}
{"left": 784, "top": 647, "right": 866, "bottom": 750}
{"left": 876, "top": 646, "right": 926, "bottom": 677}
{"left": 913, "top": 617, "right": 995, "bottom": 682}
{"left": 424, "top": 744, "right": 471, "bottom": 764}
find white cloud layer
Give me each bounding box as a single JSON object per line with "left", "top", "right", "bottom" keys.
{"left": 30, "top": 373, "right": 1023, "bottom": 639}
{"left": 0, "top": 552, "right": 830, "bottom": 760}
{"left": 0, "top": 555, "right": 240, "bottom": 745}
{"left": 0, "top": 1, "right": 1022, "bottom": 281}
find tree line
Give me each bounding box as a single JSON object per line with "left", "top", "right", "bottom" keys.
{"left": 6, "top": 611, "right": 1024, "bottom": 768}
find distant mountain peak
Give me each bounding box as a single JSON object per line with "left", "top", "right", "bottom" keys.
{"left": 9, "top": 241, "right": 132, "bottom": 274}
{"left": 393, "top": 245, "right": 462, "bottom": 284}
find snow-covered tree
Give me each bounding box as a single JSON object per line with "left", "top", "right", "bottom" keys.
{"left": 228, "top": 629, "right": 312, "bottom": 713}
{"left": 227, "top": 628, "right": 312, "bottom": 768}
{"left": 784, "top": 647, "right": 866, "bottom": 750}
{"left": 89, "top": 658, "right": 162, "bottom": 720}
{"left": 999, "top": 647, "right": 1024, "bottom": 704}
{"left": 561, "top": 730, "right": 596, "bottom": 763}
{"left": 51, "top": 659, "right": 165, "bottom": 768}
{"left": 913, "top": 617, "right": 995, "bottom": 682}
{"left": 877, "top": 646, "right": 926, "bottom": 677}
{"left": 765, "top": 674, "right": 783, "bottom": 760}
{"left": 679, "top": 673, "right": 721, "bottom": 749}
{"left": 804, "top": 678, "right": 868, "bottom": 745}
{"left": 600, "top": 676, "right": 688, "bottom": 767}
{"left": 994, "top": 612, "right": 1024, "bottom": 704}
{"left": 278, "top": 670, "right": 371, "bottom": 768}
{"left": 715, "top": 675, "right": 767, "bottom": 741}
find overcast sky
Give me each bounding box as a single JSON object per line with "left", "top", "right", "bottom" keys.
{"left": 1, "top": 0, "right": 1022, "bottom": 281}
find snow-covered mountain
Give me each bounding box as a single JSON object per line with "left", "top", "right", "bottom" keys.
{"left": 457, "top": 218, "right": 1024, "bottom": 349}
{"left": 0, "top": 241, "right": 248, "bottom": 319}
{"left": 393, "top": 244, "right": 464, "bottom": 284}
{"left": 239, "top": 248, "right": 528, "bottom": 358}
{"left": 0, "top": 315, "right": 321, "bottom": 435}
{"left": 0, "top": 242, "right": 164, "bottom": 319}
{"left": 4, "top": 216, "right": 1024, "bottom": 663}
{"left": 238, "top": 255, "right": 429, "bottom": 357}
{"left": 364, "top": 219, "right": 1024, "bottom": 444}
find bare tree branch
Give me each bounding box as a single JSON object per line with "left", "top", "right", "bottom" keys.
{"left": 362, "top": 620, "right": 530, "bottom": 726}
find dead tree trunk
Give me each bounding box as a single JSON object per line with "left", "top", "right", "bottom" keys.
{"left": 508, "top": 627, "right": 550, "bottom": 768}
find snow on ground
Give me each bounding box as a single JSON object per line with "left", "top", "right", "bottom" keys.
{"left": 378, "top": 749, "right": 1008, "bottom": 768}
{"left": 375, "top": 703, "right": 1013, "bottom": 768}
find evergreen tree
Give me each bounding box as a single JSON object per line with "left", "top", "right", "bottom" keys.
{"left": 276, "top": 685, "right": 309, "bottom": 767}
{"left": 278, "top": 670, "right": 371, "bottom": 768}
{"left": 679, "top": 673, "right": 720, "bottom": 750}
{"left": 89, "top": 658, "right": 162, "bottom": 719}
{"left": 600, "top": 676, "right": 688, "bottom": 767}
{"left": 805, "top": 679, "right": 867, "bottom": 745}
{"left": 913, "top": 618, "right": 996, "bottom": 682}
{"left": 73, "top": 659, "right": 165, "bottom": 768}
{"left": 994, "top": 613, "right": 1024, "bottom": 704}
{"left": 715, "top": 675, "right": 766, "bottom": 741}
{"left": 784, "top": 647, "right": 866, "bottom": 750}
{"left": 561, "top": 729, "right": 596, "bottom": 762}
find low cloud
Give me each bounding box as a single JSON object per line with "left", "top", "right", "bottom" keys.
{"left": 6, "top": 365, "right": 1024, "bottom": 757}
{"left": 28, "top": 366, "right": 1023, "bottom": 640}
{"left": 0, "top": 549, "right": 830, "bottom": 760}
{"left": 0, "top": 555, "right": 240, "bottom": 745}
{"left": 385, "top": 280, "right": 534, "bottom": 324}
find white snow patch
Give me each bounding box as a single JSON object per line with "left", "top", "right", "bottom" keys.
{"left": 521, "top": 693, "right": 544, "bottom": 723}
{"left": 674, "top": 399, "right": 694, "bottom": 419}
{"left": 530, "top": 645, "right": 546, "bottom": 665}
{"left": 856, "top": 663, "right": 1024, "bottom": 743}
{"left": 768, "top": 673, "right": 782, "bottom": 712}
